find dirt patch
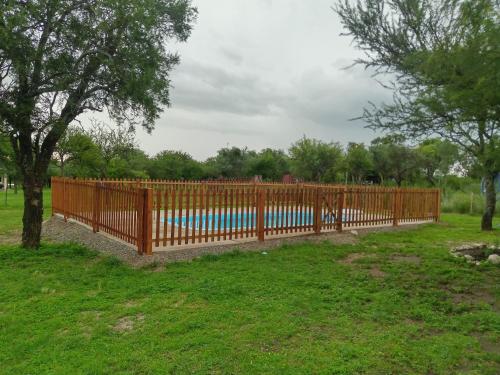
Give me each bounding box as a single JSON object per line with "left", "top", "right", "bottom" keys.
{"left": 472, "top": 332, "right": 500, "bottom": 354}
{"left": 338, "top": 253, "right": 376, "bottom": 265}
{"left": 449, "top": 289, "right": 499, "bottom": 312}
{"left": 113, "top": 314, "right": 145, "bottom": 333}
{"left": 173, "top": 294, "right": 188, "bottom": 308}
{"left": 261, "top": 339, "right": 282, "bottom": 353}
{"left": 0, "top": 231, "right": 21, "bottom": 245}
{"left": 369, "top": 266, "right": 386, "bottom": 278}
{"left": 391, "top": 254, "right": 421, "bottom": 264}
{"left": 113, "top": 317, "right": 134, "bottom": 332}
{"left": 123, "top": 300, "right": 141, "bottom": 308}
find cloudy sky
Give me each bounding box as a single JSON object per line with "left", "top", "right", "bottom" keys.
{"left": 130, "top": 0, "right": 392, "bottom": 160}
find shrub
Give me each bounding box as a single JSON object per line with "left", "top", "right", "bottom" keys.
{"left": 441, "top": 191, "right": 484, "bottom": 214}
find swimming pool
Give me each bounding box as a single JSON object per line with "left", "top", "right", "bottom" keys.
{"left": 164, "top": 211, "right": 349, "bottom": 230}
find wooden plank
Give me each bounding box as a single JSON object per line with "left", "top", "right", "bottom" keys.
{"left": 234, "top": 188, "right": 239, "bottom": 239}
{"left": 393, "top": 189, "right": 400, "bottom": 226}
{"left": 229, "top": 188, "right": 233, "bottom": 240}
{"left": 217, "top": 190, "right": 222, "bottom": 241}
{"left": 170, "top": 188, "right": 176, "bottom": 246}
{"left": 280, "top": 188, "right": 285, "bottom": 234}
{"left": 314, "top": 188, "right": 321, "bottom": 234}
{"left": 211, "top": 188, "right": 216, "bottom": 241}
{"left": 163, "top": 188, "right": 168, "bottom": 246}
{"left": 336, "top": 189, "right": 344, "bottom": 231}
{"left": 144, "top": 188, "right": 153, "bottom": 255}
{"left": 155, "top": 189, "right": 161, "bottom": 246}
{"left": 285, "top": 188, "right": 289, "bottom": 233}
{"left": 136, "top": 188, "right": 144, "bottom": 254}
{"left": 177, "top": 186, "right": 183, "bottom": 245}
{"left": 185, "top": 187, "right": 190, "bottom": 244}
{"left": 223, "top": 189, "right": 228, "bottom": 240}
{"left": 265, "top": 188, "right": 270, "bottom": 235}
{"left": 257, "top": 189, "right": 265, "bottom": 241}
{"left": 191, "top": 187, "right": 197, "bottom": 244}
{"left": 198, "top": 186, "right": 204, "bottom": 243}
{"left": 205, "top": 188, "right": 210, "bottom": 243}
{"left": 246, "top": 188, "right": 250, "bottom": 237}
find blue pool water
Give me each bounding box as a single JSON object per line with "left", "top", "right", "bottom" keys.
{"left": 164, "top": 211, "right": 345, "bottom": 230}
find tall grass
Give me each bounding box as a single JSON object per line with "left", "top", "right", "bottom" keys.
{"left": 441, "top": 190, "right": 484, "bottom": 214}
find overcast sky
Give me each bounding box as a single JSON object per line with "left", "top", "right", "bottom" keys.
{"left": 117, "top": 0, "right": 392, "bottom": 160}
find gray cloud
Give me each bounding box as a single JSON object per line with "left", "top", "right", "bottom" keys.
{"left": 170, "top": 60, "right": 287, "bottom": 116}
{"left": 88, "top": 0, "right": 394, "bottom": 159}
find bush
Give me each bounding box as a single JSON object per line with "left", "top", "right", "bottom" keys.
{"left": 441, "top": 190, "right": 484, "bottom": 214}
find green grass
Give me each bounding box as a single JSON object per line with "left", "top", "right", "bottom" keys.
{"left": 0, "top": 193, "right": 499, "bottom": 373}
{"left": 0, "top": 188, "right": 52, "bottom": 235}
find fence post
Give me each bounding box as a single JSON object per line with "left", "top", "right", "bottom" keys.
{"left": 63, "top": 178, "right": 67, "bottom": 222}
{"left": 435, "top": 189, "right": 441, "bottom": 222}
{"left": 314, "top": 187, "right": 322, "bottom": 234}
{"left": 257, "top": 189, "right": 265, "bottom": 241}
{"left": 142, "top": 188, "right": 153, "bottom": 255}
{"left": 136, "top": 188, "right": 145, "bottom": 255}
{"left": 51, "top": 177, "right": 55, "bottom": 216}
{"left": 392, "top": 188, "right": 400, "bottom": 226}
{"left": 92, "top": 182, "right": 101, "bottom": 233}
{"left": 336, "top": 188, "right": 345, "bottom": 232}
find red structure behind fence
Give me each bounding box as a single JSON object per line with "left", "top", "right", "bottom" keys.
{"left": 51, "top": 178, "right": 441, "bottom": 255}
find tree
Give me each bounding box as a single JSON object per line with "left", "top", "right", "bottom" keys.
{"left": 53, "top": 126, "right": 101, "bottom": 177}
{"left": 417, "top": 139, "right": 459, "bottom": 186}
{"left": 147, "top": 150, "right": 203, "bottom": 180}
{"left": 289, "top": 137, "right": 344, "bottom": 182}
{"left": 344, "top": 142, "right": 373, "bottom": 184}
{"left": 0, "top": 0, "right": 196, "bottom": 247}
{"left": 336, "top": 0, "right": 500, "bottom": 230}
{"left": 87, "top": 122, "right": 138, "bottom": 178}
{"left": 246, "top": 148, "right": 290, "bottom": 181}
{"left": 107, "top": 148, "right": 150, "bottom": 179}
{"left": 370, "top": 136, "right": 420, "bottom": 186}
{"left": 207, "top": 147, "right": 255, "bottom": 179}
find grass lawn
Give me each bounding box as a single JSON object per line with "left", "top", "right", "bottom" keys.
{"left": 0, "top": 188, "right": 52, "bottom": 236}
{"left": 0, "top": 193, "right": 499, "bottom": 374}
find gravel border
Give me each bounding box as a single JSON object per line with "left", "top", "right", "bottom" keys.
{"left": 42, "top": 215, "right": 427, "bottom": 267}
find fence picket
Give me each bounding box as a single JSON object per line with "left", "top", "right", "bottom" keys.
{"left": 51, "top": 178, "right": 441, "bottom": 255}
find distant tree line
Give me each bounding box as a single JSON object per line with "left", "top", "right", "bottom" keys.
{"left": 1, "top": 122, "right": 482, "bottom": 188}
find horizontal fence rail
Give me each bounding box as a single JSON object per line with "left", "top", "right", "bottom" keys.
{"left": 52, "top": 177, "right": 151, "bottom": 254}
{"left": 51, "top": 178, "right": 441, "bottom": 255}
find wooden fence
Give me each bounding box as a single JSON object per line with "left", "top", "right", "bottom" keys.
{"left": 51, "top": 177, "right": 440, "bottom": 255}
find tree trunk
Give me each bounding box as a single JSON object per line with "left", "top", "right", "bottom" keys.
{"left": 426, "top": 170, "right": 435, "bottom": 186}
{"left": 481, "top": 173, "right": 496, "bottom": 231}
{"left": 21, "top": 176, "right": 44, "bottom": 248}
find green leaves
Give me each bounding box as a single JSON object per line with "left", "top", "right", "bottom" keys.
{"left": 148, "top": 150, "right": 203, "bottom": 180}
{"left": 0, "top": 0, "right": 197, "bottom": 148}
{"left": 289, "top": 137, "right": 344, "bottom": 182}
{"left": 336, "top": 0, "right": 500, "bottom": 227}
